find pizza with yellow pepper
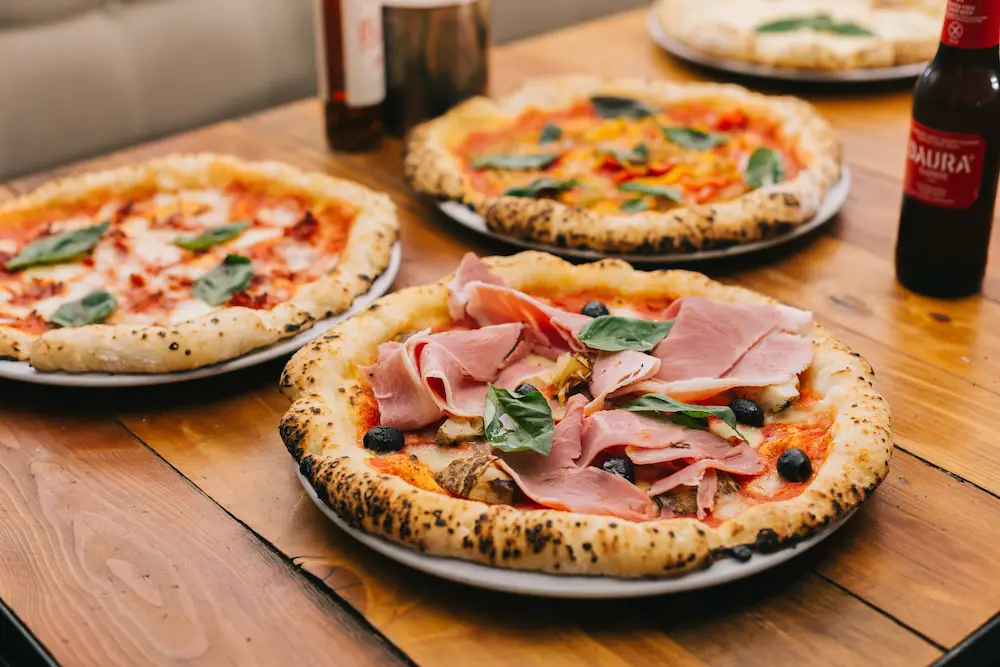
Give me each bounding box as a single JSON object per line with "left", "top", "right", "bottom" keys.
{"left": 405, "top": 77, "right": 841, "bottom": 254}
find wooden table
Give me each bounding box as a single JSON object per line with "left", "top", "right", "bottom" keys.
{"left": 2, "top": 8, "right": 999, "bottom": 666}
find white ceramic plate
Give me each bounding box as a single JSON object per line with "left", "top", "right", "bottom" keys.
{"left": 438, "top": 168, "right": 850, "bottom": 264}
{"left": 646, "top": 5, "right": 927, "bottom": 83}
{"left": 0, "top": 243, "right": 401, "bottom": 388}
{"left": 299, "top": 469, "right": 856, "bottom": 599}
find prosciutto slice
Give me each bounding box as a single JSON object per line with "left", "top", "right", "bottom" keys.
{"left": 364, "top": 323, "right": 527, "bottom": 428}
{"left": 586, "top": 351, "right": 661, "bottom": 415}
{"left": 605, "top": 297, "right": 814, "bottom": 402}
{"left": 577, "top": 410, "right": 734, "bottom": 468}
{"left": 362, "top": 340, "right": 444, "bottom": 429}
{"left": 498, "top": 396, "right": 657, "bottom": 522}
{"left": 646, "top": 444, "right": 765, "bottom": 497}
{"left": 652, "top": 297, "right": 779, "bottom": 382}
{"left": 695, "top": 469, "right": 718, "bottom": 520}
{"left": 446, "top": 252, "right": 507, "bottom": 320}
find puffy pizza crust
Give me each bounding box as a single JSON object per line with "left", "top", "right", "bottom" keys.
{"left": 280, "top": 252, "right": 891, "bottom": 577}
{"left": 657, "top": 0, "right": 942, "bottom": 70}
{"left": 0, "top": 154, "right": 398, "bottom": 373}
{"left": 404, "top": 76, "right": 841, "bottom": 254}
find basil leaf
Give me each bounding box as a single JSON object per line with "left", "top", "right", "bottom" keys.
{"left": 827, "top": 22, "right": 876, "bottom": 36}
{"left": 484, "top": 385, "right": 554, "bottom": 455}
{"left": 591, "top": 95, "right": 657, "bottom": 119}
{"left": 193, "top": 254, "right": 253, "bottom": 306}
{"left": 662, "top": 127, "right": 727, "bottom": 151}
{"left": 755, "top": 14, "right": 874, "bottom": 37}
{"left": 606, "top": 143, "right": 648, "bottom": 164}
{"left": 744, "top": 147, "right": 785, "bottom": 190}
{"left": 618, "top": 181, "right": 684, "bottom": 203}
{"left": 174, "top": 221, "right": 250, "bottom": 252}
{"left": 578, "top": 315, "right": 674, "bottom": 352}
{"left": 472, "top": 153, "right": 558, "bottom": 170}
{"left": 539, "top": 123, "right": 562, "bottom": 144}
{"left": 49, "top": 289, "right": 117, "bottom": 328}
{"left": 620, "top": 197, "right": 649, "bottom": 213}
{"left": 620, "top": 394, "right": 744, "bottom": 437}
{"left": 6, "top": 221, "right": 109, "bottom": 271}
{"left": 504, "top": 178, "right": 580, "bottom": 198}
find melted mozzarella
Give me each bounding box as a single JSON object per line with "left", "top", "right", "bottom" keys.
{"left": 744, "top": 470, "right": 784, "bottom": 499}
{"left": 277, "top": 241, "right": 318, "bottom": 273}
{"left": 167, "top": 298, "right": 214, "bottom": 324}
{"left": 710, "top": 421, "right": 764, "bottom": 450}
{"left": 23, "top": 262, "right": 89, "bottom": 283}
{"left": 256, "top": 205, "right": 300, "bottom": 228}
{"left": 0, "top": 239, "right": 18, "bottom": 254}
{"left": 230, "top": 226, "right": 282, "bottom": 249}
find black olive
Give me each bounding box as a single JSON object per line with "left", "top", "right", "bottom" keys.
{"left": 514, "top": 383, "right": 537, "bottom": 396}
{"left": 729, "top": 397, "right": 765, "bottom": 427}
{"left": 600, "top": 456, "right": 635, "bottom": 483}
{"left": 363, "top": 425, "right": 405, "bottom": 453}
{"left": 581, "top": 300, "right": 610, "bottom": 318}
{"left": 777, "top": 448, "right": 812, "bottom": 482}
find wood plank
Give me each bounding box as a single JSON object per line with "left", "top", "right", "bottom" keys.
{"left": 0, "top": 385, "right": 406, "bottom": 667}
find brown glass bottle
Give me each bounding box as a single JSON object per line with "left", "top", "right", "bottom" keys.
{"left": 315, "top": 0, "right": 385, "bottom": 151}
{"left": 896, "top": 0, "right": 1000, "bottom": 297}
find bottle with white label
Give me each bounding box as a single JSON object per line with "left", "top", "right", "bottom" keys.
{"left": 315, "top": 0, "right": 386, "bottom": 151}
{"left": 896, "top": 0, "right": 1000, "bottom": 297}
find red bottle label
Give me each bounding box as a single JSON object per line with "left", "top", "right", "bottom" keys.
{"left": 904, "top": 120, "right": 987, "bottom": 209}
{"left": 941, "top": 0, "right": 1000, "bottom": 49}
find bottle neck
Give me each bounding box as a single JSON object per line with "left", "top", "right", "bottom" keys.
{"left": 934, "top": 42, "right": 1000, "bottom": 67}
{"left": 939, "top": 0, "right": 1000, "bottom": 52}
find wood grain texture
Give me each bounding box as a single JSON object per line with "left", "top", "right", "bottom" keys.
{"left": 0, "top": 386, "right": 404, "bottom": 667}
{"left": 3, "top": 7, "right": 998, "bottom": 665}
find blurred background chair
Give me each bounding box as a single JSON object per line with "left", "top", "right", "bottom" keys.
{"left": 0, "top": 0, "right": 647, "bottom": 181}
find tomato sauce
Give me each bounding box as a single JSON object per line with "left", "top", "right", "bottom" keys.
{"left": 540, "top": 292, "right": 675, "bottom": 320}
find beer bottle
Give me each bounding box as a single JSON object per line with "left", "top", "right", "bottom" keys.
{"left": 896, "top": 0, "right": 1000, "bottom": 297}
{"left": 315, "top": 0, "right": 385, "bottom": 151}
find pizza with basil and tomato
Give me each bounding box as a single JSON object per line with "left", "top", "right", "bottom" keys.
{"left": 0, "top": 154, "right": 397, "bottom": 373}
{"left": 280, "top": 252, "right": 890, "bottom": 577}
{"left": 404, "top": 77, "right": 841, "bottom": 255}
{"left": 657, "top": 0, "right": 943, "bottom": 71}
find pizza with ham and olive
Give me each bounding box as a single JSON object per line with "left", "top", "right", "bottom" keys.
{"left": 280, "top": 251, "right": 890, "bottom": 577}
{"left": 404, "top": 77, "right": 841, "bottom": 255}
{"left": 0, "top": 154, "right": 397, "bottom": 373}
{"left": 656, "top": 0, "right": 943, "bottom": 71}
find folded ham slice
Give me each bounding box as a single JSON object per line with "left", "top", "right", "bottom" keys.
{"left": 586, "top": 350, "right": 661, "bottom": 415}
{"left": 497, "top": 395, "right": 657, "bottom": 522}
{"left": 363, "top": 340, "right": 444, "bottom": 430}
{"left": 364, "top": 323, "right": 527, "bottom": 428}
{"left": 653, "top": 297, "right": 779, "bottom": 382}
{"left": 447, "top": 252, "right": 507, "bottom": 320}
{"left": 646, "top": 444, "right": 765, "bottom": 497}
{"left": 464, "top": 283, "right": 591, "bottom": 359}
{"left": 695, "top": 469, "right": 718, "bottom": 520}
{"left": 603, "top": 297, "right": 814, "bottom": 402}
{"left": 577, "top": 409, "right": 735, "bottom": 467}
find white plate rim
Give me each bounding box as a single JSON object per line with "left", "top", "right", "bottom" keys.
{"left": 0, "top": 243, "right": 402, "bottom": 388}
{"left": 297, "top": 469, "right": 857, "bottom": 599}
{"left": 646, "top": 4, "right": 927, "bottom": 83}
{"left": 438, "top": 168, "right": 850, "bottom": 264}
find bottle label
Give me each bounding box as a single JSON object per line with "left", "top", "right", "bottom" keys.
{"left": 940, "top": 0, "right": 1000, "bottom": 49}
{"left": 341, "top": 0, "right": 386, "bottom": 108}
{"left": 904, "top": 120, "right": 987, "bottom": 209}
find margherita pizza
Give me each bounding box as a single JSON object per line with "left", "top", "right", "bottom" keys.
{"left": 404, "top": 77, "right": 841, "bottom": 254}
{"left": 0, "top": 154, "right": 397, "bottom": 373}
{"left": 281, "top": 252, "right": 891, "bottom": 577}
{"left": 657, "top": 0, "right": 942, "bottom": 70}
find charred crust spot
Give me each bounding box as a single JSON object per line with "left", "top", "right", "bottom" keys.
{"left": 310, "top": 407, "right": 321, "bottom": 415}
{"left": 755, "top": 528, "right": 781, "bottom": 554}
{"left": 185, "top": 349, "right": 191, "bottom": 356}
{"left": 582, "top": 542, "right": 592, "bottom": 551}
{"left": 696, "top": 528, "right": 705, "bottom": 537}
{"left": 169, "top": 342, "right": 179, "bottom": 351}
{"left": 285, "top": 322, "right": 303, "bottom": 333}
{"left": 157, "top": 331, "right": 167, "bottom": 338}
{"left": 299, "top": 455, "right": 316, "bottom": 478}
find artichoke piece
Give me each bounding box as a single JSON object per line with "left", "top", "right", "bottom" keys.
{"left": 435, "top": 416, "right": 484, "bottom": 447}
{"left": 552, "top": 352, "right": 593, "bottom": 404}
{"left": 434, "top": 452, "right": 517, "bottom": 505}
